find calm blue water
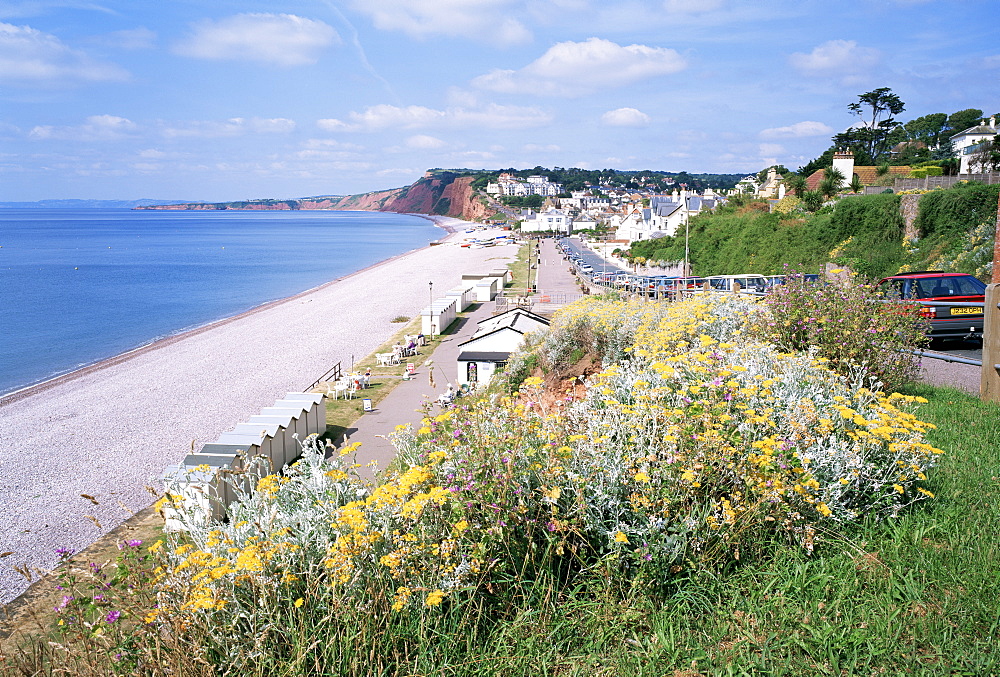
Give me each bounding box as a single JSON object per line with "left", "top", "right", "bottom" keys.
{"left": 0, "top": 209, "right": 441, "bottom": 396}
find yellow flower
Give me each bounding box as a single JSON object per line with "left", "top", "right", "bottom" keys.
{"left": 294, "top": 598, "right": 304, "bottom": 608}
{"left": 633, "top": 471, "right": 650, "bottom": 483}
{"left": 893, "top": 484, "right": 904, "bottom": 494}
{"left": 425, "top": 590, "right": 445, "bottom": 607}
{"left": 148, "top": 539, "right": 163, "bottom": 553}
{"left": 453, "top": 519, "right": 469, "bottom": 533}
{"left": 614, "top": 531, "right": 629, "bottom": 544}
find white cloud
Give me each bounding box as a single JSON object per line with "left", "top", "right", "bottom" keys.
{"left": 29, "top": 115, "right": 137, "bottom": 140}
{"left": 664, "top": 0, "right": 725, "bottom": 13}
{"left": 472, "top": 38, "right": 686, "bottom": 97}
{"left": 0, "top": 22, "right": 129, "bottom": 86}
{"left": 318, "top": 103, "right": 552, "bottom": 132}
{"left": 173, "top": 14, "right": 338, "bottom": 66}
{"left": 980, "top": 54, "right": 1000, "bottom": 69}
{"left": 405, "top": 134, "right": 447, "bottom": 149}
{"left": 601, "top": 107, "right": 651, "bottom": 127}
{"left": 759, "top": 120, "right": 834, "bottom": 139}
{"left": 163, "top": 117, "right": 296, "bottom": 138}
{"left": 349, "top": 0, "right": 530, "bottom": 46}
{"left": 789, "top": 40, "right": 880, "bottom": 83}
{"left": 320, "top": 105, "right": 445, "bottom": 131}
{"left": 303, "top": 138, "right": 365, "bottom": 151}
{"left": 758, "top": 143, "right": 784, "bottom": 156}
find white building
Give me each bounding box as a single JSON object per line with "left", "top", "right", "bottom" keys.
{"left": 519, "top": 207, "right": 573, "bottom": 234}
{"left": 951, "top": 116, "right": 998, "bottom": 174}
{"left": 456, "top": 308, "right": 550, "bottom": 386}
{"left": 486, "top": 174, "right": 564, "bottom": 197}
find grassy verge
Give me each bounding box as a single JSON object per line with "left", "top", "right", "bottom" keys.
{"left": 414, "top": 383, "right": 999, "bottom": 676}
{"left": 5, "top": 383, "right": 997, "bottom": 676}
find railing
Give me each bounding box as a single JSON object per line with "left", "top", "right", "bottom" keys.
{"left": 307, "top": 361, "right": 342, "bottom": 391}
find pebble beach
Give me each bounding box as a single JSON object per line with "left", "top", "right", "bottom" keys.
{"left": 0, "top": 217, "right": 516, "bottom": 604}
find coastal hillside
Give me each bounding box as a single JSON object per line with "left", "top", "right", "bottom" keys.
{"left": 137, "top": 171, "right": 495, "bottom": 222}
{"left": 628, "top": 182, "right": 1000, "bottom": 280}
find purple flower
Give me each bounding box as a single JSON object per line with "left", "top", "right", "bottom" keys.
{"left": 55, "top": 547, "right": 73, "bottom": 558}
{"left": 105, "top": 610, "right": 121, "bottom": 623}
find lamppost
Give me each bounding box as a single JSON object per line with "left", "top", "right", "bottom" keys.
{"left": 684, "top": 217, "right": 690, "bottom": 278}
{"left": 428, "top": 281, "right": 434, "bottom": 339}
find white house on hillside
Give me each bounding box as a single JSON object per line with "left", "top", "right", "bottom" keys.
{"left": 951, "top": 116, "right": 998, "bottom": 173}
{"left": 519, "top": 207, "right": 573, "bottom": 234}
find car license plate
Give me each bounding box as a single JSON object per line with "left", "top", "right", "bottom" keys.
{"left": 950, "top": 307, "right": 981, "bottom": 315}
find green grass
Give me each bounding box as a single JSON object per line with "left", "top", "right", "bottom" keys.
{"left": 320, "top": 384, "right": 1000, "bottom": 676}
{"left": 7, "top": 384, "right": 998, "bottom": 676}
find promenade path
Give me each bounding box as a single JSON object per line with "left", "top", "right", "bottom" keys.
{"left": 345, "top": 235, "right": 586, "bottom": 474}
{"left": 343, "top": 299, "right": 503, "bottom": 476}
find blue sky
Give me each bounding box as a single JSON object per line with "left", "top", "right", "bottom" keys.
{"left": 1, "top": 0, "right": 997, "bottom": 201}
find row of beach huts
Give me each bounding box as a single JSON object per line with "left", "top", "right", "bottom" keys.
{"left": 160, "top": 392, "right": 325, "bottom": 531}
{"left": 160, "top": 268, "right": 516, "bottom": 531}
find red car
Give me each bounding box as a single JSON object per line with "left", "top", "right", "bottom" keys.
{"left": 876, "top": 271, "right": 986, "bottom": 340}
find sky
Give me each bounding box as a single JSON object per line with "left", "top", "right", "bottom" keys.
{"left": 1, "top": 0, "right": 998, "bottom": 202}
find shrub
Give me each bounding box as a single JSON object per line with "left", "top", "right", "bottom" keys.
{"left": 391, "top": 315, "right": 410, "bottom": 323}
{"left": 752, "top": 273, "right": 928, "bottom": 391}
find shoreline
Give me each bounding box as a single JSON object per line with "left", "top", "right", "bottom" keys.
{"left": 0, "top": 213, "right": 461, "bottom": 408}
{"left": 0, "top": 214, "right": 511, "bottom": 605}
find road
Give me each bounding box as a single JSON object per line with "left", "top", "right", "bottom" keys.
{"left": 926, "top": 338, "right": 983, "bottom": 364}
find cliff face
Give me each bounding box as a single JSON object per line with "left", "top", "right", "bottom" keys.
{"left": 381, "top": 174, "right": 496, "bottom": 221}
{"left": 137, "top": 172, "right": 497, "bottom": 221}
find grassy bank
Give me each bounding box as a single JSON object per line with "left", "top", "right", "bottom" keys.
{"left": 629, "top": 183, "right": 1000, "bottom": 280}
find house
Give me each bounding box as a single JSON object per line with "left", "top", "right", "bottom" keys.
{"left": 735, "top": 175, "right": 760, "bottom": 194}
{"left": 613, "top": 191, "right": 721, "bottom": 243}
{"left": 519, "top": 207, "right": 573, "bottom": 234}
{"left": 455, "top": 308, "right": 550, "bottom": 386}
{"left": 804, "top": 149, "right": 911, "bottom": 191}
{"left": 951, "top": 116, "right": 998, "bottom": 174}
{"left": 756, "top": 167, "right": 785, "bottom": 199}
{"left": 889, "top": 140, "right": 928, "bottom": 160}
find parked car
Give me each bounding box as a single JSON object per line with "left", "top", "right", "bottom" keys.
{"left": 706, "top": 274, "right": 768, "bottom": 292}
{"left": 876, "top": 271, "right": 986, "bottom": 340}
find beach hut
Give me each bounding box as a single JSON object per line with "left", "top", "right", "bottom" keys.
{"left": 446, "top": 285, "right": 475, "bottom": 311}
{"left": 274, "top": 395, "right": 325, "bottom": 437}
{"left": 245, "top": 413, "right": 301, "bottom": 465}
{"left": 456, "top": 308, "right": 550, "bottom": 386}
{"left": 260, "top": 405, "right": 309, "bottom": 440}
{"left": 161, "top": 451, "right": 247, "bottom": 531}
{"left": 421, "top": 297, "right": 457, "bottom": 336}
{"left": 215, "top": 430, "right": 284, "bottom": 475}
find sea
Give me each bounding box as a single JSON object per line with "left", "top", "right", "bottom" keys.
{"left": 0, "top": 209, "right": 442, "bottom": 397}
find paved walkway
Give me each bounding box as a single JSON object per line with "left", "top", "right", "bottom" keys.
{"left": 342, "top": 237, "right": 591, "bottom": 476}
{"left": 342, "top": 298, "right": 503, "bottom": 476}
{"left": 533, "top": 237, "right": 589, "bottom": 313}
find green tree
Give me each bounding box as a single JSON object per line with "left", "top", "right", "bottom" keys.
{"left": 846, "top": 87, "right": 906, "bottom": 161}
{"left": 947, "top": 108, "right": 984, "bottom": 136}
{"left": 849, "top": 174, "right": 864, "bottom": 194}
{"left": 819, "top": 166, "right": 847, "bottom": 199}
{"left": 786, "top": 174, "right": 808, "bottom": 196}
{"left": 894, "top": 112, "right": 948, "bottom": 149}
{"left": 802, "top": 190, "right": 824, "bottom": 211}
